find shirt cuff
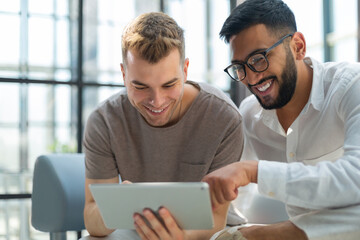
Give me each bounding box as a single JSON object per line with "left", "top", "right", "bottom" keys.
{"left": 257, "top": 160, "right": 287, "bottom": 202}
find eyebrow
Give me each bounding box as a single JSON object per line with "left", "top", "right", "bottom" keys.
{"left": 131, "top": 78, "right": 179, "bottom": 87}
{"left": 231, "top": 48, "right": 267, "bottom": 64}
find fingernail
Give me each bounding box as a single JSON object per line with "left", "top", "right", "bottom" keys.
{"left": 133, "top": 213, "right": 140, "bottom": 220}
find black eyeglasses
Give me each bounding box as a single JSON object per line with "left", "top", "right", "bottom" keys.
{"left": 224, "top": 34, "right": 293, "bottom": 82}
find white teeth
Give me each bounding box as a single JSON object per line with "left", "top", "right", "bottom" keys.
{"left": 149, "top": 108, "right": 164, "bottom": 113}
{"left": 257, "top": 82, "right": 271, "bottom": 92}
{"left": 145, "top": 104, "right": 167, "bottom": 113}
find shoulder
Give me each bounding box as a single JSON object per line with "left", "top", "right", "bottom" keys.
{"left": 195, "top": 81, "right": 231, "bottom": 99}
{"left": 322, "top": 61, "right": 360, "bottom": 80}
{"left": 312, "top": 58, "right": 360, "bottom": 90}
{"left": 86, "top": 89, "right": 129, "bottom": 125}
{"left": 312, "top": 59, "right": 360, "bottom": 105}
{"left": 190, "top": 81, "right": 240, "bottom": 112}
{"left": 98, "top": 88, "right": 128, "bottom": 110}
{"left": 184, "top": 81, "right": 242, "bottom": 127}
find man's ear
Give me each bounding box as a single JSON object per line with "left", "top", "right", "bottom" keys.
{"left": 120, "top": 63, "right": 126, "bottom": 85}
{"left": 292, "top": 32, "right": 306, "bottom": 60}
{"left": 183, "top": 58, "right": 190, "bottom": 82}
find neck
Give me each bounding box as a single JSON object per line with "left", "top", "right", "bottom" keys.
{"left": 180, "top": 82, "right": 199, "bottom": 116}
{"left": 276, "top": 60, "right": 313, "bottom": 132}
{"left": 168, "top": 82, "right": 200, "bottom": 126}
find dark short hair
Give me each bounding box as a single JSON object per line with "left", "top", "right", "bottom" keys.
{"left": 220, "top": 0, "right": 297, "bottom": 43}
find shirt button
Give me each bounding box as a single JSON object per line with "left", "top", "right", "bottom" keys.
{"left": 289, "top": 152, "right": 295, "bottom": 158}
{"left": 268, "top": 192, "right": 275, "bottom": 197}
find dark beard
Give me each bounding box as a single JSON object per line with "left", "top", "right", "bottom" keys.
{"left": 254, "top": 49, "right": 297, "bottom": 110}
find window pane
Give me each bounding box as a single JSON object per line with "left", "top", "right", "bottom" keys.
{"left": 0, "top": 0, "right": 20, "bottom": 12}
{"left": 284, "top": 0, "right": 324, "bottom": 61}
{"left": 0, "top": 199, "right": 30, "bottom": 239}
{"left": 334, "top": 0, "right": 357, "bottom": 36}
{"left": 98, "top": 0, "right": 137, "bottom": 23}
{"left": 55, "top": 85, "right": 72, "bottom": 123}
{"left": 0, "top": 15, "right": 20, "bottom": 71}
{"left": 83, "top": 22, "right": 98, "bottom": 82}
{"left": 28, "top": 126, "right": 51, "bottom": 168}
{"left": 0, "top": 128, "right": 20, "bottom": 172}
{"left": 27, "top": 84, "right": 77, "bottom": 168}
{"left": 0, "top": 83, "right": 19, "bottom": 123}
{"left": 83, "top": 0, "right": 160, "bottom": 83}
{"left": 165, "top": 0, "right": 232, "bottom": 91}
{"left": 167, "top": 0, "right": 207, "bottom": 83}
{"left": 56, "top": 0, "right": 69, "bottom": 17}
{"left": 27, "top": 14, "right": 71, "bottom": 81}
{"left": 28, "top": 84, "right": 77, "bottom": 158}
{"left": 97, "top": 24, "right": 119, "bottom": 71}
{"left": 210, "top": 0, "right": 231, "bottom": 91}
{"left": 28, "top": 85, "right": 52, "bottom": 122}
{"left": 334, "top": 38, "right": 357, "bottom": 62}
{"left": 83, "top": 21, "right": 123, "bottom": 83}
{"left": 28, "top": 128, "right": 77, "bottom": 170}
{"left": 28, "top": 0, "right": 54, "bottom": 15}
{"left": 83, "top": 86, "right": 124, "bottom": 124}
{"left": 28, "top": 125, "right": 77, "bottom": 171}
{"left": 56, "top": 19, "right": 70, "bottom": 68}
{"left": 98, "top": 72, "right": 123, "bottom": 85}
{"left": 333, "top": 0, "right": 357, "bottom": 62}
{"left": 54, "top": 69, "right": 71, "bottom": 81}
{"left": 28, "top": 16, "right": 54, "bottom": 67}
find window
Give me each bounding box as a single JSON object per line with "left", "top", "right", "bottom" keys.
{"left": 284, "top": 0, "right": 324, "bottom": 61}
{"left": 0, "top": 0, "right": 358, "bottom": 239}
{"left": 332, "top": 0, "right": 358, "bottom": 62}
{"left": 0, "top": 0, "right": 232, "bottom": 239}
{"left": 284, "top": 0, "right": 358, "bottom": 62}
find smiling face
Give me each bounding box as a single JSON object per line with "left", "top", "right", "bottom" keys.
{"left": 121, "top": 49, "right": 188, "bottom": 127}
{"left": 230, "top": 24, "right": 297, "bottom": 109}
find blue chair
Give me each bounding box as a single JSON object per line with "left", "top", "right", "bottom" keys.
{"left": 31, "top": 154, "right": 86, "bottom": 240}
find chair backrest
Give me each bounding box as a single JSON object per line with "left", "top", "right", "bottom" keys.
{"left": 31, "top": 154, "right": 86, "bottom": 236}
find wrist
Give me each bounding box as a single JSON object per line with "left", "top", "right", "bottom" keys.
{"left": 243, "top": 160, "right": 258, "bottom": 184}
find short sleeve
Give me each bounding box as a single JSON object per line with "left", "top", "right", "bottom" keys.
{"left": 83, "top": 110, "right": 119, "bottom": 179}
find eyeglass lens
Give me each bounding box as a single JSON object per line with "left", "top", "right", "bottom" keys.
{"left": 248, "top": 54, "right": 268, "bottom": 71}
{"left": 229, "top": 53, "right": 268, "bottom": 80}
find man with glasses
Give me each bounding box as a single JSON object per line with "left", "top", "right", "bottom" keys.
{"left": 203, "top": 0, "right": 360, "bottom": 239}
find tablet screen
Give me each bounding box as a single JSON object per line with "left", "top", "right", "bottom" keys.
{"left": 89, "top": 182, "right": 214, "bottom": 230}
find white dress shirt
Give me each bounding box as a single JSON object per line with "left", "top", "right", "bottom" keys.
{"left": 239, "top": 57, "right": 360, "bottom": 238}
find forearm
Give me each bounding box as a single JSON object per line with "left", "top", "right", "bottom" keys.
{"left": 240, "top": 221, "right": 307, "bottom": 240}
{"left": 258, "top": 159, "right": 360, "bottom": 209}
{"left": 84, "top": 202, "right": 115, "bottom": 237}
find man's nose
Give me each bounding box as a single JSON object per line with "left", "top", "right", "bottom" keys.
{"left": 244, "top": 66, "right": 265, "bottom": 86}
{"left": 149, "top": 89, "right": 165, "bottom": 107}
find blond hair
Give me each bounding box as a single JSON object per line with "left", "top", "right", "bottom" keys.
{"left": 121, "top": 12, "right": 185, "bottom": 66}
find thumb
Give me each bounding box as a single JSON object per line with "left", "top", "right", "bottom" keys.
{"left": 122, "top": 180, "right": 132, "bottom": 184}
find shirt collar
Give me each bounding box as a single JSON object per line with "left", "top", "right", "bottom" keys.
{"left": 302, "top": 57, "right": 324, "bottom": 113}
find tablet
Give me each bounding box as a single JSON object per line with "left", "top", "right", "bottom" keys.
{"left": 89, "top": 182, "right": 214, "bottom": 230}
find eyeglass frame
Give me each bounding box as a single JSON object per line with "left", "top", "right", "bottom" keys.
{"left": 224, "top": 33, "right": 294, "bottom": 82}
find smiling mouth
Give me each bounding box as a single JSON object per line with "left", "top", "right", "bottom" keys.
{"left": 256, "top": 81, "right": 272, "bottom": 92}
{"left": 144, "top": 105, "right": 169, "bottom": 114}
{"left": 250, "top": 77, "right": 275, "bottom": 94}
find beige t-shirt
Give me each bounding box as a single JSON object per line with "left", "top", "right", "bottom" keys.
{"left": 83, "top": 81, "right": 243, "bottom": 182}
